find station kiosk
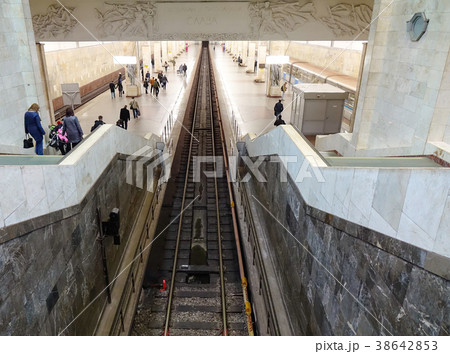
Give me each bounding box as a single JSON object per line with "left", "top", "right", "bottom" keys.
{"left": 290, "top": 83, "right": 348, "bottom": 135}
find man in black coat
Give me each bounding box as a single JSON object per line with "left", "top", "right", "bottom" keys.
{"left": 120, "top": 105, "right": 131, "bottom": 130}
{"left": 274, "top": 100, "right": 283, "bottom": 119}
{"left": 109, "top": 81, "right": 116, "bottom": 99}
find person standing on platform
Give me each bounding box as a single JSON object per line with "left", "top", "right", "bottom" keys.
{"left": 164, "top": 61, "right": 169, "bottom": 72}
{"left": 24, "top": 103, "right": 46, "bottom": 155}
{"left": 145, "top": 70, "right": 150, "bottom": 81}
{"left": 109, "top": 81, "right": 116, "bottom": 99}
{"left": 129, "top": 97, "right": 140, "bottom": 118}
{"left": 182, "top": 63, "right": 187, "bottom": 76}
{"left": 143, "top": 79, "right": 149, "bottom": 94}
{"left": 274, "top": 99, "right": 284, "bottom": 119}
{"left": 254, "top": 60, "right": 257, "bottom": 73}
{"left": 118, "top": 74, "right": 123, "bottom": 97}
{"left": 151, "top": 58, "right": 155, "bottom": 70}
{"left": 281, "top": 82, "right": 287, "bottom": 100}
{"left": 120, "top": 105, "right": 131, "bottom": 129}
{"left": 62, "top": 107, "right": 83, "bottom": 153}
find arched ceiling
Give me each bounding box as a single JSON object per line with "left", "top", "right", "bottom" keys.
{"left": 29, "top": 0, "right": 375, "bottom": 42}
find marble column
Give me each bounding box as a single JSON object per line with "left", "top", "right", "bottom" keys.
{"left": 241, "top": 41, "right": 248, "bottom": 68}
{"left": 246, "top": 42, "right": 256, "bottom": 73}
{"left": 255, "top": 45, "right": 266, "bottom": 83}
{"left": 154, "top": 42, "right": 163, "bottom": 72}
{"left": 161, "top": 41, "right": 168, "bottom": 66}
{"left": 142, "top": 41, "right": 152, "bottom": 77}
{"left": 238, "top": 41, "right": 243, "bottom": 62}
{"left": 266, "top": 41, "right": 285, "bottom": 97}
{"left": 168, "top": 41, "right": 174, "bottom": 61}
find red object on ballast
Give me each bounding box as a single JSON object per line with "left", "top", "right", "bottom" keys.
{"left": 160, "top": 279, "right": 167, "bottom": 291}
{"left": 163, "top": 329, "right": 169, "bottom": 336}
{"left": 223, "top": 330, "right": 229, "bottom": 336}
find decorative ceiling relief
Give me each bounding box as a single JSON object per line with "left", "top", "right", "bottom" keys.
{"left": 248, "top": 1, "right": 372, "bottom": 38}
{"left": 29, "top": 1, "right": 374, "bottom": 41}
{"left": 320, "top": 3, "right": 373, "bottom": 36}
{"left": 249, "top": 1, "right": 314, "bottom": 38}
{"left": 95, "top": 1, "right": 157, "bottom": 39}
{"left": 32, "top": 4, "right": 78, "bottom": 39}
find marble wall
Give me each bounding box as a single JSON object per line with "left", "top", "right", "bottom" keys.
{"left": 0, "top": 125, "right": 159, "bottom": 229}
{"left": 242, "top": 156, "right": 448, "bottom": 335}
{"left": 244, "top": 126, "right": 450, "bottom": 259}
{"left": 0, "top": 155, "right": 150, "bottom": 335}
{"left": 44, "top": 42, "right": 136, "bottom": 101}
{"left": 285, "top": 42, "right": 363, "bottom": 78}
{"left": 0, "top": 1, "right": 50, "bottom": 154}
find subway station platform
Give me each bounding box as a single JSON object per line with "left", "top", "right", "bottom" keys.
{"left": 72, "top": 43, "right": 291, "bottom": 141}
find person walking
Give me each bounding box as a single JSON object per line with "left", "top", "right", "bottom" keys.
{"left": 62, "top": 107, "right": 83, "bottom": 153}
{"left": 163, "top": 61, "right": 169, "bottom": 72}
{"left": 143, "top": 79, "right": 149, "bottom": 94}
{"left": 150, "top": 77, "right": 155, "bottom": 94}
{"left": 118, "top": 74, "right": 123, "bottom": 97}
{"left": 182, "top": 63, "right": 187, "bottom": 76}
{"left": 281, "top": 82, "right": 287, "bottom": 100}
{"left": 161, "top": 75, "right": 169, "bottom": 89}
{"left": 109, "top": 81, "right": 116, "bottom": 98}
{"left": 274, "top": 99, "right": 284, "bottom": 119}
{"left": 120, "top": 105, "right": 131, "bottom": 129}
{"left": 90, "top": 115, "right": 105, "bottom": 132}
{"left": 152, "top": 79, "right": 160, "bottom": 98}
{"left": 129, "top": 97, "right": 140, "bottom": 118}
{"left": 24, "top": 103, "right": 46, "bottom": 155}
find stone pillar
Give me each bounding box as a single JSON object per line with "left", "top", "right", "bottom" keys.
{"left": 237, "top": 41, "right": 243, "bottom": 63}
{"left": 246, "top": 42, "right": 256, "bottom": 73}
{"left": 266, "top": 41, "right": 285, "bottom": 97}
{"left": 142, "top": 41, "right": 152, "bottom": 78}
{"left": 36, "top": 43, "right": 55, "bottom": 125}
{"left": 161, "top": 41, "right": 168, "bottom": 66}
{"left": 168, "top": 41, "right": 174, "bottom": 61}
{"left": 255, "top": 45, "right": 266, "bottom": 83}
{"left": 241, "top": 41, "right": 248, "bottom": 68}
{"left": 154, "top": 42, "right": 163, "bottom": 72}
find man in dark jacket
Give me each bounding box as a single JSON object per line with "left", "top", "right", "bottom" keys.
{"left": 274, "top": 100, "right": 283, "bottom": 119}
{"left": 120, "top": 105, "right": 131, "bottom": 130}
{"left": 90, "top": 115, "right": 105, "bottom": 132}
{"left": 109, "top": 81, "right": 116, "bottom": 99}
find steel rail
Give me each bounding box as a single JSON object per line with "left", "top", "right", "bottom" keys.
{"left": 162, "top": 53, "right": 203, "bottom": 337}
{"left": 209, "top": 52, "right": 255, "bottom": 336}
{"left": 206, "top": 50, "right": 228, "bottom": 335}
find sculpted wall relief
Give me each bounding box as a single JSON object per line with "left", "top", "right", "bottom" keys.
{"left": 30, "top": 1, "right": 373, "bottom": 41}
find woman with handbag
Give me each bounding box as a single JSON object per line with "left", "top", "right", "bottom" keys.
{"left": 62, "top": 107, "right": 83, "bottom": 153}
{"left": 24, "top": 103, "right": 45, "bottom": 155}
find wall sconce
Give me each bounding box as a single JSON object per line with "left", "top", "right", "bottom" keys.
{"left": 407, "top": 12, "right": 429, "bottom": 41}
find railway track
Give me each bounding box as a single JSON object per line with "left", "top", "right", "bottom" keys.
{"left": 132, "top": 44, "right": 251, "bottom": 336}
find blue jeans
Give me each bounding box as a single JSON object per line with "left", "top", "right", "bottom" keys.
{"left": 133, "top": 108, "right": 138, "bottom": 118}
{"left": 35, "top": 139, "right": 43, "bottom": 155}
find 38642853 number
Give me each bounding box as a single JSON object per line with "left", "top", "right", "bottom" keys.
{"left": 375, "top": 341, "right": 438, "bottom": 351}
